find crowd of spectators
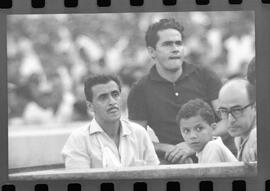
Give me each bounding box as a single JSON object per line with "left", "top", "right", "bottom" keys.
{"left": 7, "top": 12, "right": 255, "bottom": 125}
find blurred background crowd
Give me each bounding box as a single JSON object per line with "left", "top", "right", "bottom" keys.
{"left": 7, "top": 12, "right": 255, "bottom": 126}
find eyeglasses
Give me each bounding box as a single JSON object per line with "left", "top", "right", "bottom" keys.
{"left": 217, "top": 103, "right": 254, "bottom": 119}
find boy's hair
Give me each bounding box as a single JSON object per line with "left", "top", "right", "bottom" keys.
{"left": 84, "top": 74, "right": 121, "bottom": 102}
{"left": 145, "top": 18, "right": 184, "bottom": 49}
{"left": 176, "top": 98, "right": 215, "bottom": 125}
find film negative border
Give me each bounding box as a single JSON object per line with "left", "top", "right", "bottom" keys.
{"left": 1, "top": 179, "right": 267, "bottom": 191}
{"left": 1, "top": 0, "right": 270, "bottom": 191}
{"left": 0, "top": 0, "right": 268, "bottom": 12}
{"left": 1, "top": 0, "right": 270, "bottom": 9}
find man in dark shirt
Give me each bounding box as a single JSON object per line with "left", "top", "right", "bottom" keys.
{"left": 127, "top": 18, "right": 222, "bottom": 164}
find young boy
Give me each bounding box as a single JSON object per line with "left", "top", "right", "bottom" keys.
{"left": 176, "top": 98, "right": 237, "bottom": 163}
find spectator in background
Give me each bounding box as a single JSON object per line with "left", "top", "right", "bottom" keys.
{"left": 71, "top": 99, "right": 91, "bottom": 121}
{"left": 8, "top": 84, "right": 33, "bottom": 119}
{"left": 62, "top": 74, "right": 159, "bottom": 169}
{"left": 218, "top": 79, "right": 257, "bottom": 162}
{"left": 127, "top": 18, "right": 222, "bottom": 164}
{"left": 22, "top": 89, "right": 55, "bottom": 124}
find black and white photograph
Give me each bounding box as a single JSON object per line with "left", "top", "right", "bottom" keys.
{"left": 7, "top": 11, "right": 257, "bottom": 179}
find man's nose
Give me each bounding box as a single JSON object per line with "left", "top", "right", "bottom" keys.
{"left": 189, "top": 131, "right": 197, "bottom": 139}
{"left": 228, "top": 112, "right": 236, "bottom": 122}
{"left": 172, "top": 44, "right": 180, "bottom": 51}
{"left": 108, "top": 95, "right": 117, "bottom": 105}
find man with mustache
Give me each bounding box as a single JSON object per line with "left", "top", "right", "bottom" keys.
{"left": 62, "top": 74, "right": 159, "bottom": 169}
{"left": 218, "top": 79, "right": 257, "bottom": 162}
{"left": 127, "top": 18, "right": 223, "bottom": 164}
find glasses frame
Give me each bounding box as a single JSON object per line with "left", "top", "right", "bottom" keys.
{"left": 217, "top": 102, "right": 255, "bottom": 119}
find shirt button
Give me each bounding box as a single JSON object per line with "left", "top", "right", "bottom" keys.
{"left": 175, "top": 92, "right": 179, "bottom": 96}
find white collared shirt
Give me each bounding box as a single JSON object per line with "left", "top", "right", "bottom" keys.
{"left": 61, "top": 118, "right": 159, "bottom": 169}
{"left": 196, "top": 137, "right": 238, "bottom": 163}
{"left": 234, "top": 127, "right": 257, "bottom": 162}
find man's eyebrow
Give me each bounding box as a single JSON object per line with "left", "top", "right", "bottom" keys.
{"left": 194, "top": 123, "right": 203, "bottom": 127}
{"left": 231, "top": 105, "right": 244, "bottom": 109}
{"left": 218, "top": 107, "right": 228, "bottom": 109}
{"left": 111, "top": 90, "right": 120, "bottom": 93}
{"left": 97, "top": 92, "right": 108, "bottom": 98}
{"left": 218, "top": 105, "right": 242, "bottom": 109}
{"left": 162, "top": 40, "right": 182, "bottom": 44}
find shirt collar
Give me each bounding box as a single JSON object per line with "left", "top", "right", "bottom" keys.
{"left": 89, "top": 118, "right": 132, "bottom": 137}
{"left": 120, "top": 120, "right": 132, "bottom": 136}
{"left": 149, "top": 61, "right": 196, "bottom": 83}
{"left": 89, "top": 118, "right": 104, "bottom": 135}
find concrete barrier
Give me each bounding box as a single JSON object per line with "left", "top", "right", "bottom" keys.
{"left": 8, "top": 122, "right": 88, "bottom": 170}
{"left": 9, "top": 162, "right": 257, "bottom": 180}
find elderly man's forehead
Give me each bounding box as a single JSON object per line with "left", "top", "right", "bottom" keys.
{"left": 219, "top": 79, "right": 249, "bottom": 103}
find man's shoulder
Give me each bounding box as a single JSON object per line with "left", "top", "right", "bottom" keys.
{"left": 132, "top": 74, "right": 151, "bottom": 88}
{"left": 128, "top": 74, "right": 152, "bottom": 98}
{"left": 187, "top": 62, "right": 213, "bottom": 73}
{"left": 204, "top": 137, "right": 225, "bottom": 152}
{"left": 247, "top": 127, "right": 257, "bottom": 144}
{"left": 68, "top": 124, "right": 90, "bottom": 139}
{"left": 121, "top": 119, "right": 147, "bottom": 134}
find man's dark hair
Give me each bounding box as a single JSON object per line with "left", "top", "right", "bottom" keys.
{"left": 247, "top": 57, "right": 256, "bottom": 86}
{"left": 246, "top": 82, "right": 256, "bottom": 104}
{"left": 145, "top": 18, "right": 184, "bottom": 49}
{"left": 176, "top": 98, "right": 215, "bottom": 125}
{"left": 15, "top": 84, "right": 33, "bottom": 101}
{"left": 84, "top": 74, "right": 121, "bottom": 102}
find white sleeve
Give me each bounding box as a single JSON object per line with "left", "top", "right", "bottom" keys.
{"left": 61, "top": 132, "right": 91, "bottom": 169}
{"left": 200, "top": 143, "right": 224, "bottom": 163}
{"left": 141, "top": 127, "right": 160, "bottom": 165}
{"left": 200, "top": 140, "right": 237, "bottom": 163}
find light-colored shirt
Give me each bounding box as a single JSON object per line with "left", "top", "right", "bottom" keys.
{"left": 234, "top": 127, "right": 257, "bottom": 162}
{"left": 61, "top": 118, "right": 159, "bottom": 169}
{"left": 196, "top": 137, "right": 238, "bottom": 163}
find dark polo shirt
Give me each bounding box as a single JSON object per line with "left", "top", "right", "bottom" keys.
{"left": 127, "top": 62, "right": 222, "bottom": 145}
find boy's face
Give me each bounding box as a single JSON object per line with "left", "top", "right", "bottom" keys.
{"left": 179, "top": 115, "right": 213, "bottom": 152}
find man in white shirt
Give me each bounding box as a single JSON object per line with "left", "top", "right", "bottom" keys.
{"left": 218, "top": 79, "right": 257, "bottom": 162}
{"left": 62, "top": 74, "right": 159, "bottom": 169}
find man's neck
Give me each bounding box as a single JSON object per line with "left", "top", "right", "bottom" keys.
{"left": 240, "top": 117, "right": 256, "bottom": 141}
{"left": 156, "top": 62, "right": 183, "bottom": 83}
{"left": 96, "top": 118, "right": 121, "bottom": 140}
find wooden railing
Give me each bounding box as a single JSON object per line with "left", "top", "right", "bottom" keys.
{"left": 9, "top": 162, "right": 257, "bottom": 181}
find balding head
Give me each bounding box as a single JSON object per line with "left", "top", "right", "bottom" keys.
{"left": 219, "top": 78, "right": 255, "bottom": 106}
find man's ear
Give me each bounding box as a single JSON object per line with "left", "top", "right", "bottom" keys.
{"left": 147, "top": 46, "right": 156, "bottom": 60}
{"left": 86, "top": 100, "right": 94, "bottom": 113}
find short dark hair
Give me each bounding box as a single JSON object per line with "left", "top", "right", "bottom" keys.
{"left": 176, "top": 98, "right": 215, "bottom": 125}
{"left": 246, "top": 82, "right": 256, "bottom": 104}
{"left": 15, "top": 84, "right": 33, "bottom": 101}
{"left": 247, "top": 57, "right": 256, "bottom": 86}
{"left": 145, "top": 18, "right": 184, "bottom": 49}
{"left": 84, "top": 74, "right": 121, "bottom": 102}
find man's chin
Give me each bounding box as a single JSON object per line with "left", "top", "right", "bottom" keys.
{"left": 228, "top": 129, "right": 241, "bottom": 137}
{"left": 108, "top": 114, "right": 121, "bottom": 121}
{"left": 166, "top": 66, "right": 182, "bottom": 73}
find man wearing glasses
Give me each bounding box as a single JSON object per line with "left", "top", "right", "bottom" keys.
{"left": 218, "top": 79, "right": 257, "bottom": 162}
